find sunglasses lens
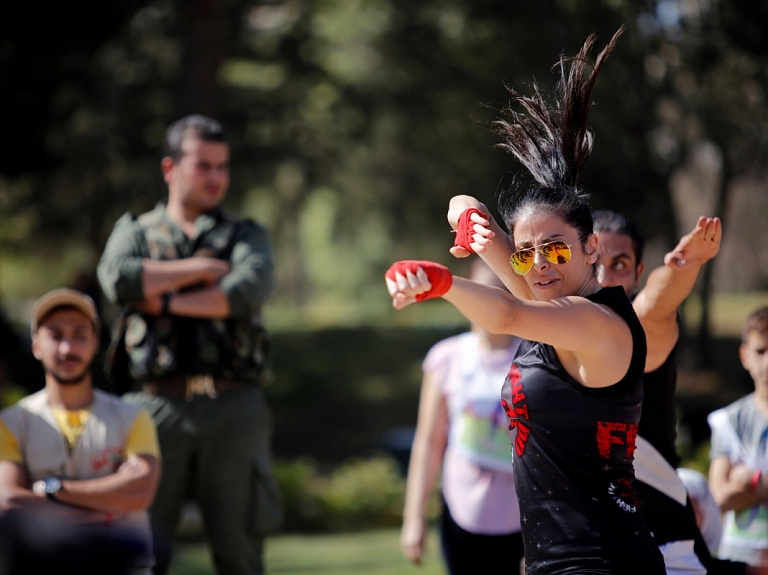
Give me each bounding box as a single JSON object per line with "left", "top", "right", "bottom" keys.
{"left": 541, "top": 241, "right": 572, "bottom": 265}
{"left": 510, "top": 249, "right": 534, "bottom": 275}
{"left": 510, "top": 241, "right": 574, "bottom": 274}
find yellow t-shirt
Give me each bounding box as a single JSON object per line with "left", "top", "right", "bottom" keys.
{"left": 124, "top": 408, "right": 161, "bottom": 459}
{"left": 0, "top": 419, "right": 21, "bottom": 463}
{"left": 52, "top": 408, "right": 91, "bottom": 451}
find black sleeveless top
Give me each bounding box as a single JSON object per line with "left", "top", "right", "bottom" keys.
{"left": 639, "top": 344, "right": 681, "bottom": 468}
{"left": 500, "top": 286, "right": 665, "bottom": 574}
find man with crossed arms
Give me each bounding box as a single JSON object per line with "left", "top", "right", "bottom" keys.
{"left": 0, "top": 288, "right": 160, "bottom": 574}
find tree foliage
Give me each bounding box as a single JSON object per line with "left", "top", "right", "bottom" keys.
{"left": 2, "top": 0, "right": 768, "bottom": 338}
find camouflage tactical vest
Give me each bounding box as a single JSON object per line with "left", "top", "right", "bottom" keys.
{"left": 115, "top": 209, "right": 270, "bottom": 386}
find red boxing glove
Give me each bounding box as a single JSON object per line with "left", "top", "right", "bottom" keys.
{"left": 453, "top": 208, "right": 487, "bottom": 253}
{"left": 385, "top": 260, "right": 453, "bottom": 301}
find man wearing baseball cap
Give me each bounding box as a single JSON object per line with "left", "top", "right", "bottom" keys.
{"left": 0, "top": 288, "right": 161, "bottom": 574}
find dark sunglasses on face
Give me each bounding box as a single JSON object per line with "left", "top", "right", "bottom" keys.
{"left": 509, "top": 237, "right": 585, "bottom": 276}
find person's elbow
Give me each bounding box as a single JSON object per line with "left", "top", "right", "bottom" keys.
{"left": 0, "top": 488, "right": 33, "bottom": 513}
{"left": 708, "top": 473, "right": 730, "bottom": 507}
{"left": 709, "top": 486, "right": 729, "bottom": 510}
{"left": 710, "top": 483, "right": 750, "bottom": 513}
{"left": 109, "top": 489, "right": 155, "bottom": 515}
{"left": 132, "top": 472, "right": 160, "bottom": 512}
{"left": 225, "top": 276, "right": 275, "bottom": 317}
{"left": 718, "top": 495, "right": 748, "bottom": 514}
{"left": 0, "top": 493, "right": 16, "bottom": 513}
{"left": 116, "top": 456, "right": 161, "bottom": 513}
{"left": 98, "top": 261, "right": 146, "bottom": 306}
{"left": 130, "top": 486, "right": 158, "bottom": 512}
{"left": 114, "top": 483, "right": 159, "bottom": 515}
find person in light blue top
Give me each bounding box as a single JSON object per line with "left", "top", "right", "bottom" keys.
{"left": 709, "top": 307, "right": 768, "bottom": 570}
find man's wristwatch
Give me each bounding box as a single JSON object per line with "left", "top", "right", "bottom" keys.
{"left": 41, "top": 476, "right": 62, "bottom": 500}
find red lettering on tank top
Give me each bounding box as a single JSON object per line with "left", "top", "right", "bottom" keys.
{"left": 509, "top": 366, "right": 529, "bottom": 421}
{"left": 502, "top": 363, "right": 531, "bottom": 455}
{"left": 501, "top": 399, "right": 530, "bottom": 428}
{"left": 512, "top": 384, "right": 525, "bottom": 405}
{"left": 508, "top": 363, "right": 521, "bottom": 385}
{"left": 513, "top": 404, "right": 529, "bottom": 420}
{"left": 514, "top": 422, "right": 530, "bottom": 456}
{"left": 501, "top": 398, "right": 515, "bottom": 422}
{"left": 596, "top": 421, "right": 638, "bottom": 459}
{"left": 626, "top": 422, "right": 637, "bottom": 459}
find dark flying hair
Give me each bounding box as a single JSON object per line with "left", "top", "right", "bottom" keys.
{"left": 164, "top": 114, "right": 227, "bottom": 162}
{"left": 494, "top": 26, "right": 626, "bottom": 242}
{"left": 592, "top": 209, "right": 646, "bottom": 264}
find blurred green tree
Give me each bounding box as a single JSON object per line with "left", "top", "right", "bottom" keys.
{"left": 1, "top": 0, "right": 767, "bottom": 348}
{"left": 636, "top": 0, "right": 768, "bottom": 365}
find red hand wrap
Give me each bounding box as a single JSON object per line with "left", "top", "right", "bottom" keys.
{"left": 453, "top": 208, "right": 487, "bottom": 253}
{"left": 385, "top": 260, "right": 453, "bottom": 301}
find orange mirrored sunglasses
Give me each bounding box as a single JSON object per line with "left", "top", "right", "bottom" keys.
{"left": 509, "top": 238, "right": 580, "bottom": 275}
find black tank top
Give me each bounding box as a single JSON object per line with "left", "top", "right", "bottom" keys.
{"left": 640, "top": 345, "right": 682, "bottom": 468}
{"left": 500, "top": 286, "right": 665, "bottom": 574}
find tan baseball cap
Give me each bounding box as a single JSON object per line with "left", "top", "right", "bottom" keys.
{"left": 31, "top": 288, "right": 100, "bottom": 334}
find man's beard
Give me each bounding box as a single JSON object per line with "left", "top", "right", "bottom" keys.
{"left": 47, "top": 358, "right": 94, "bottom": 386}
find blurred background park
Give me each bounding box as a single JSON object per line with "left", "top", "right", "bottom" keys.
{"left": 4, "top": 0, "right": 768, "bottom": 572}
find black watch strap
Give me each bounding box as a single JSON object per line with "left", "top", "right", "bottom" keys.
{"left": 162, "top": 292, "right": 173, "bottom": 315}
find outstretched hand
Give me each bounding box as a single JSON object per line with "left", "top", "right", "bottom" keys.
{"left": 663, "top": 216, "right": 722, "bottom": 269}
{"left": 385, "top": 261, "right": 453, "bottom": 309}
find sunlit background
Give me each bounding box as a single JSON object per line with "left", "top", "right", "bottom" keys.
{"left": 4, "top": 1, "right": 768, "bottom": 572}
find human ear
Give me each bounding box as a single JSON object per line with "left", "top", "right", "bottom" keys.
{"left": 160, "top": 157, "right": 176, "bottom": 186}
{"left": 584, "top": 234, "right": 599, "bottom": 264}
{"left": 31, "top": 334, "right": 42, "bottom": 361}
{"left": 739, "top": 343, "right": 749, "bottom": 371}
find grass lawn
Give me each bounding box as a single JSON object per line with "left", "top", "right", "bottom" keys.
{"left": 168, "top": 528, "right": 445, "bottom": 575}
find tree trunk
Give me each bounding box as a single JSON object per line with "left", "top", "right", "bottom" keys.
{"left": 178, "top": 0, "right": 228, "bottom": 117}
{"left": 695, "top": 156, "right": 732, "bottom": 368}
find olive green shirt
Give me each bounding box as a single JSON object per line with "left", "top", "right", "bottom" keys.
{"left": 97, "top": 203, "right": 274, "bottom": 318}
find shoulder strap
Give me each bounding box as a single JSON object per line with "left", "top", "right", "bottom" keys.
{"left": 136, "top": 209, "right": 178, "bottom": 260}
{"left": 189, "top": 211, "right": 245, "bottom": 261}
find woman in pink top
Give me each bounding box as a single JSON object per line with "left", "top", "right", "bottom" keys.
{"left": 400, "top": 259, "right": 524, "bottom": 575}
